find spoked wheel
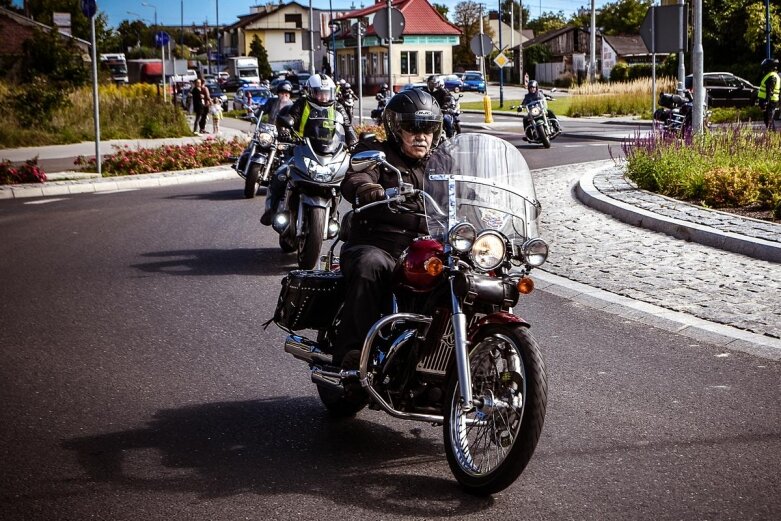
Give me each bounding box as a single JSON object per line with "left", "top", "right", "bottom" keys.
{"left": 297, "top": 206, "right": 325, "bottom": 269}
{"left": 443, "top": 325, "right": 547, "bottom": 495}
{"left": 244, "top": 164, "right": 261, "bottom": 198}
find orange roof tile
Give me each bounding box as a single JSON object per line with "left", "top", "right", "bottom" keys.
{"left": 336, "top": 0, "right": 460, "bottom": 37}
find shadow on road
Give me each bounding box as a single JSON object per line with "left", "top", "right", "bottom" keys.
{"left": 166, "top": 188, "right": 267, "bottom": 201}
{"left": 62, "top": 397, "right": 492, "bottom": 514}
{"left": 131, "top": 248, "right": 294, "bottom": 276}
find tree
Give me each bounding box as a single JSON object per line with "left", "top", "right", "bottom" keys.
{"left": 452, "top": 1, "right": 496, "bottom": 70}
{"left": 20, "top": 28, "right": 88, "bottom": 86}
{"left": 595, "top": 0, "right": 652, "bottom": 36}
{"left": 525, "top": 11, "right": 567, "bottom": 35}
{"left": 432, "top": 3, "right": 449, "bottom": 18}
{"left": 249, "top": 36, "right": 273, "bottom": 80}
{"left": 500, "top": 0, "right": 531, "bottom": 30}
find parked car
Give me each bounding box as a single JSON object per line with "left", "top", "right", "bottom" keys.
{"left": 684, "top": 72, "right": 758, "bottom": 108}
{"left": 233, "top": 86, "right": 273, "bottom": 111}
{"left": 400, "top": 82, "right": 427, "bottom": 92}
{"left": 461, "top": 72, "right": 486, "bottom": 93}
{"left": 217, "top": 71, "right": 230, "bottom": 83}
{"left": 442, "top": 74, "right": 464, "bottom": 92}
{"left": 222, "top": 77, "right": 252, "bottom": 92}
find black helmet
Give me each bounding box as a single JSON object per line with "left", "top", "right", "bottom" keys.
{"left": 426, "top": 75, "right": 440, "bottom": 91}
{"left": 383, "top": 89, "right": 442, "bottom": 148}
{"left": 761, "top": 58, "right": 778, "bottom": 72}
{"left": 528, "top": 80, "right": 539, "bottom": 92}
{"left": 277, "top": 80, "right": 293, "bottom": 94}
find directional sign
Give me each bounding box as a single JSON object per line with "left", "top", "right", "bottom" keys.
{"left": 470, "top": 33, "right": 493, "bottom": 57}
{"left": 154, "top": 31, "right": 170, "bottom": 48}
{"left": 639, "top": 5, "right": 688, "bottom": 53}
{"left": 373, "top": 8, "right": 405, "bottom": 40}
{"left": 80, "top": 0, "right": 97, "bottom": 19}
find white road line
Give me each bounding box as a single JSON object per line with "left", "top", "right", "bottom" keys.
{"left": 24, "top": 198, "right": 67, "bottom": 205}
{"left": 94, "top": 189, "right": 139, "bottom": 194}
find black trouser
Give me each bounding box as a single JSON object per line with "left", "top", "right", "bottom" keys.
{"left": 193, "top": 105, "right": 208, "bottom": 132}
{"left": 333, "top": 243, "right": 396, "bottom": 362}
{"left": 763, "top": 101, "right": 778, "bottom": 130}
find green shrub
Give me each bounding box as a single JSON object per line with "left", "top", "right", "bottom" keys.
{"left": 610, "top": 63, "right": 629, "bottom": 82}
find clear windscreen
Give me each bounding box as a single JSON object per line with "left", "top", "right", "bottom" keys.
{"left": 422, "top": 133, "right": 541, "bottom": 253}
{"left": 304, "top": 115, "right": 346, "bottom": 155}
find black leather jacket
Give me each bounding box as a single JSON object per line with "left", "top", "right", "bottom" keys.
{"left": 341, "top": 138, "right": 428, "bottom": 257}
{"left": 423, "top": 87, "right": 453, "bottom": 111}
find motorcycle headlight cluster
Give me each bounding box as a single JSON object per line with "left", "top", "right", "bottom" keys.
{"left": 470, "top": 231, "right": 506, "bottom": 271}
{"left": 256, "top": 132, "right": 274, "bottom": 148}
{"left": 521, "top": 238, "right": 548, "bottom": 267}
{"left": 448, "top": 223, "right": 476, "bottom": 253}
{"left": 304, "top": 158, "right": 334, "bottom": 182}
{"left": 529, "top": 105, "right": 542, "bottom": 117}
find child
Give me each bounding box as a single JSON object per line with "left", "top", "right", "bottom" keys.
{"left": 209, "top": 99, "right": 223, "bottom": 134}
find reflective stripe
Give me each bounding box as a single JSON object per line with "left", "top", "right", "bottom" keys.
{"left": 299, "top": 103, "right": 335, "bottom": 135}
{"left": 758, "top": 72, "right": 780, "bottom": 102}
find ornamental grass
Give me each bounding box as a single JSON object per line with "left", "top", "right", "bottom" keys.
{"left": 567, "top": 77, "right": 677, "bottom": 117}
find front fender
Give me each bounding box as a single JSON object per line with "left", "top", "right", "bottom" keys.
{"left": 299, "top": 194, "right": 332, "bottom": 209}
{"left": 468, "top": 312, "right": 530, "bottom": 341}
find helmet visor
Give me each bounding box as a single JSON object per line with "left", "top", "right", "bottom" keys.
{"left": 393, "top": 111, "right": 442, "bottom": 135}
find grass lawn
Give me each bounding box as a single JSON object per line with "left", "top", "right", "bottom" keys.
{"left": 461, "top": 97, "right": 572, "bottom": 116}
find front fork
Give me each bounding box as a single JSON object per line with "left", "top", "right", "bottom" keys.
{"left": 450, "top": 276, "right": 474, "bottom": 411}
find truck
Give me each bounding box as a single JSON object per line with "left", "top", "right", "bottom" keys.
{"left": 227, "top": 56, "right": 260, "bottom": 84}
{"left": 99, "top": 53, "right": 128, "bottom": 84}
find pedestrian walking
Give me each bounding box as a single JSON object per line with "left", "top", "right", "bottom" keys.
{"left": 191, "top": 79, "right": 205, "bottom": 134}
{"left": 209, "top": 99, "right": 223, "bottom": 134}
{"left": 757, "top": 58, "right": 779, "bottom": 131}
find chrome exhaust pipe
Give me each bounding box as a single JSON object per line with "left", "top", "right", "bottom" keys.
{"left": 284, "top": 335, "right": 333, "bottom": 365}
{"left": 311, "top": 369, "right": 344, "bottom": 392}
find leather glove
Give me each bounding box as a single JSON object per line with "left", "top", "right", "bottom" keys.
{"left": 355, "top": 183, "right": 385, "bottom": 206}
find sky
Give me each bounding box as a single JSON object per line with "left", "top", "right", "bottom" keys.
{"left": 11, "top": 0, "right": 609, "bottom": 28}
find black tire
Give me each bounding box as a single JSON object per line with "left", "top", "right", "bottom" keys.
{"left": 244, "top": 164, "right": 261, "bottom": 198}
{"left": 316, "top": 384, "right": 367, "bottom": 418}
{"left": 540, "top": 131, "right": 551, "bottom": 149}
{"left": 297, "top": 206, "right": 326, "bottom": 269}
{"left": 443, "top": 325, "right": 547, "bottom": 496}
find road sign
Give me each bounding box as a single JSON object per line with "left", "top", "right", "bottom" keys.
{"left": 373, "top": 8, "right": 405, "bottom": 40}
{"left": 470, "top": 34, "right": 493, "bottom": 57}
{"left": 154, "top": 31, "right": 170, "bottom": 48}
{"left": 639, "top": 5, "right": 688, "bottom": 53}
{"left": 493, "top": 52, "right": 510, "bottom": 68}
{"left": 80, "top": 0, "right": 96, "bottom": 19}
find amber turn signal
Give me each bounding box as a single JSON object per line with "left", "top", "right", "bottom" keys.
{"left": 424, "top": 257, "right": 444, "bottom": 276}
{"left": 517, "top": 277, "right": 534, "bottom": 294}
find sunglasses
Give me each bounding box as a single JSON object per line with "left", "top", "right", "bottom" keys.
{"left": 399, "top": 120, "right": 440, "bottom": 134}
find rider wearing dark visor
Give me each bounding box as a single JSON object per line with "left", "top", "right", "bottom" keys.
{"left": 334, "top": 89, "right": 443, "bottom": 367}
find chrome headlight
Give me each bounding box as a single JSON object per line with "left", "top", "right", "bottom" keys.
{"left": 471, "top": 231, "right": 506, "bottom": 271}
{"left": 256, "top": 132, "right": 274, "bottom": 148}
{"left": 521, "top": 238, "right": 548, "bottom": 267}
{"left": 449, "top": 222, "right": 476, "bottom": 253}
{"left": 529, "top": 105, "right": 542, "bottom": 117}
{"left": 304, "top": 157, "right": 333, "bottom": 182}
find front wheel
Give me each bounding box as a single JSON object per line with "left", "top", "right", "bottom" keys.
{"left": 443, "top": 325, "right": 547, "bottom": 495}
{"left": 244, "top": 164, "right": 261, "bottom": 198}
{"left": 540, "top": 129, "right": 551, "bottom": 149}
{"left": 297, "top": 206, "right": 326, "bottom": 269}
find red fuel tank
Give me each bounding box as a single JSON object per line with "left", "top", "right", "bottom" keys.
{"left": 396, "top": 237, "right": 445, "bottom": 292}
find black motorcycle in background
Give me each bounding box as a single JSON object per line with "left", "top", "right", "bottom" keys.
{"left": 653, "top": 92, "right": 712, "bottom": 137}
{"left": 233, "top": 111, "right": 289, "bottom": 198}
{"left": 442, "top": 94, "right": 463, "bottom": 138}
{"left": 371, "top": 92, "right": 388, "bottom": 125}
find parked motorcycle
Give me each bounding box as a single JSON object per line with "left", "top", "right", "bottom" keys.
{"left": 271, "top": 133, "right": 549, "bottom": 494}
{"left": 233, "top": 111, "right": 288, "bottom": 198}
{"left": 442, "top": 94, "right": 463, "bottom": 138}
{"left": 270, "top": 112, "right": 350, "bottom": 269}
{"left": 653, "top": 92, "right": 711, "bottom": 137}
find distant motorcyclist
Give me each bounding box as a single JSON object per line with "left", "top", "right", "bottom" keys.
{"left": 521, "top": 80, "right": 559, "bottom": 137}
{"left": 261, "top": 74, "right": 357, "bottom": 226}
{"left": 337, "top": 82, "right": 359, "bottom": 125}
{"left": 423, "top": 75, "right": 454, "bottom": 137}
{"left": 258, "top": 80, "right": 293, "bottom": 127}
{"left": 758, "top": 58, "right": 779, "bottom": 131}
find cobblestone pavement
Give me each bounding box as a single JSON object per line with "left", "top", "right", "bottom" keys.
{"left": 532, "top": 160, "right": 781, "bottom": 343}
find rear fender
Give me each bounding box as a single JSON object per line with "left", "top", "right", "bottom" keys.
{"left": 467, "top": 312, "right": 530, "bottom": 342}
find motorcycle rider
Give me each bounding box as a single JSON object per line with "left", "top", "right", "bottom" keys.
{"left": 258, "top": 80, "right": 293, "bottom": 125}
{"left": 261, "top": 74, "right": 358, "bottom": 226}
{"left": 521, "top": 80, "right": 560, "bottom": 139}
{"left": 423, "top": 75, "right": 455, "bottom": 137}
{"left": 337, "top": 82, "right": 359, "bottom": 125}
{"left": 333, "top": 89, "right": 443, "bottom": 367}
{"left": 758, "top": 58, "right": 779, "bottom": 131}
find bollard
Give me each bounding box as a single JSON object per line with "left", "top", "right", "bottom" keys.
{"left": 483, "top": 95, "right": 493, "bottom": 123}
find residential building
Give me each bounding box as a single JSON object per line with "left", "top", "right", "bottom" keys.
{"left": 601, "top": 35, "right": 652, "bottom": 79}
{"left": 333, "top": 0, "right": 461, "bottom": 93}
{"left": 522, "top": 26, "right": 602, "bottom": 85}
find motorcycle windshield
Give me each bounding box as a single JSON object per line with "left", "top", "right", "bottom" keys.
{"left": 303, "top": 115, "right": 346, "bottom": 155}
{"left": 422, "top": 133, "right": 541, "bottom": 254}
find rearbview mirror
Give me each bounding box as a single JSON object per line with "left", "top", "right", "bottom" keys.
{"left": 350, "top": 151, "right": 386, "bottom": 172}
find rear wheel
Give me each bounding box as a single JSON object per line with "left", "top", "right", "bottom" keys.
{"left": 443, "top": 325, "right": 547, "bottom": 495}
{"left": 317, "top": 384, "right": 367, "bottom": 418}
{"left": 298, "top": 206, "right": 326, "bottom": 269}
{"left": 244, "top": 164, "right": 261, "bottom": 198}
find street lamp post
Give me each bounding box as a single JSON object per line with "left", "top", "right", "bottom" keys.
{"left": 329, "top": 0, "right": 337, "bottom": 78}
{"left": 126, "top": 11, "right": 147, "bottom": 47}
{"left": 141, "top": 2, "right": 157, "bottom": 28}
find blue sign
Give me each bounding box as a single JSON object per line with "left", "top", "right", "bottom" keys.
{"left": 80, "top": 0, "right": 97, "bottom": 18}
{"left": 154, "top": 31, "right": 171, "bottom": 47}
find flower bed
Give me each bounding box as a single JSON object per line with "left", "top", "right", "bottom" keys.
{"left": 0, "top": 159, "right": 47, "bottom": 185}
{"left": 74, "top": 137, "right": 245, "bottom": 177}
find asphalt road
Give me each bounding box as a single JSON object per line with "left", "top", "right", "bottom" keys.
{"left": 0, "top": 135, "right": 779, "bottom": 519}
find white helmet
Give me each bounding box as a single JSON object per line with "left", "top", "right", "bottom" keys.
{"left": 307, "top": 73, "right": 336, "bottom": 107}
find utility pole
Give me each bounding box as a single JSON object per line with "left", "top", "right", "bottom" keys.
{"left": 589, "top": 0, "right": 596, "bottom": 82}
{"left": 519, "top": 0, "right": 524, "bottom": 87}
{"left": 499, "top": 0, "right": 504, "bottom": 107}
{"left": 387, "top": 0, "right": 393, "bottom": 91}
{"left": 692, "top": 0, "right": 704, "bottom": 133}
{"left": 678, "top": 0, "right": 685, "bottom": 87}
{"left": 766, "top": 0, "right": 772, "bottom": 59}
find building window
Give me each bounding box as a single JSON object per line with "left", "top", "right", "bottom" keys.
{"left": 285, "top": 14, "right": 302, "bottom": 28}
{"left": 425, "top": 51, "right": 442, "bottom": 75}
{"left": 401, "top": 51, "right": 417, "bottom": 75}
{"left": 285, "top": 32, "right": 295, "bottom": 43}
